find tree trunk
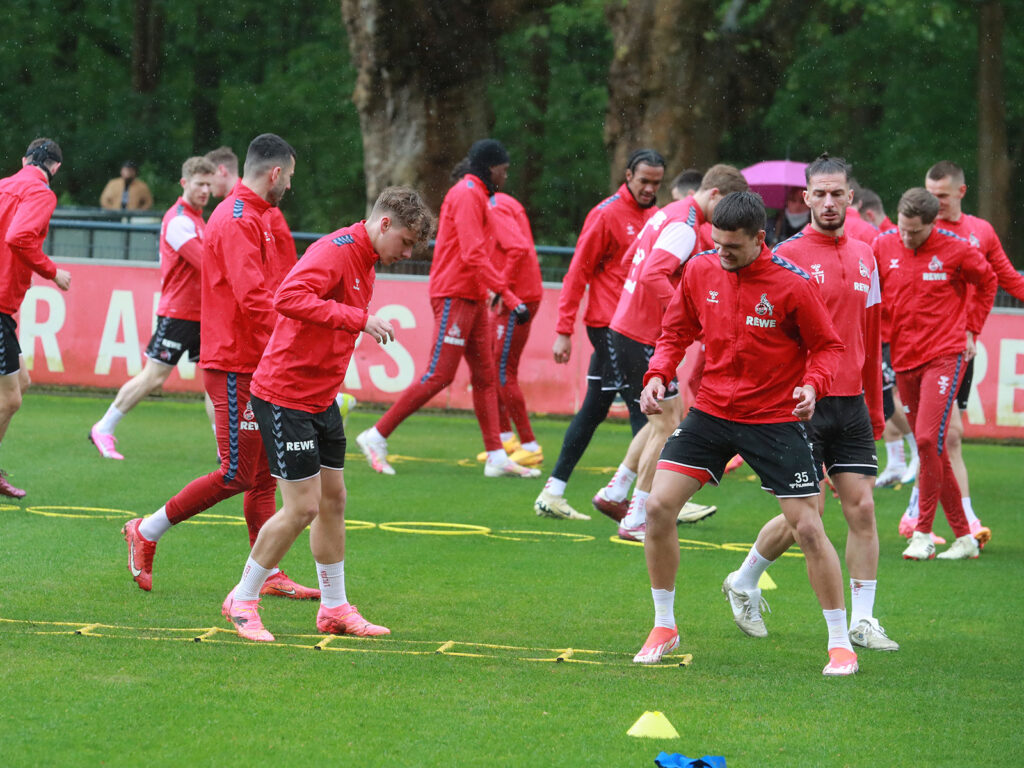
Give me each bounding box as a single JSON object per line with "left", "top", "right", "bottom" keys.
{"left": 190, "top": 4, "right": 220, "bottom": 154}
{"left": 340, "top": 0, "right": 549, "bottom": 214}
{"left": 604, "top": 0, "right": 806, "bottom": 194}
{"left": 976, "top": 0, "right": 1013, "bottom": 259}
{"left": 132, "top": 0, "right": 161, "bottom": 93}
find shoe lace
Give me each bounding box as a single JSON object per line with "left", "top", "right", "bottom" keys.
{"left": 740, "top": 592, "right": 771, "bottom": 622}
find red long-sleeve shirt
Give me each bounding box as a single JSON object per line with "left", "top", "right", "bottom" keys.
{"left": 774, "top": 226, "right": 884, "bottom": 437}
{"left": 610, "top": 196, "right": 707, "bottom": 346}
{"left": 200, "top": 182, "right": 278, "bottom": 373}
{"left": 645, "top": 245, "right": 844, "bottom": 424}
{"left": 875, "top": 227, "right": 997, "bottom": 372}
{"left": 556, "top": 184, "right": 657, "bottom": 334}
{"left": 252, "top": 222, "right": 374, "bottom": 413}
{"left": 938, "top": 213, "right": 1024, "bottom": 301}
{"left": 264, "top": 207, "right": 298, "bottom": 294}
{"left": 156, "top": 197, "right": 206, "bottom": 322}
{"left": 0, "top": 165, "right": 58, "bottom": 315}
{"left": 489, "top": 192, "right": 542, "bottom": 304}
{"left": 428, "top": 175, "right": 507, "bottom": 302}
{"left": 844, "top": 207, "right": 879, "bottom": 246}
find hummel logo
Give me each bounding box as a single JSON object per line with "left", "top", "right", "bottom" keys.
{"left": 890, "top": 259, "right": 900, "bottom": 269}
{"left": 707, "top": 290, "right": 719, "bottom": 303}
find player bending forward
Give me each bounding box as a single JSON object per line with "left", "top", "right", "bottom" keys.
{"left": 221, "top": 187, "right": 432, "bottom": 641}
{"left": 633, "top": 191, "right": 859, "bottom": 676}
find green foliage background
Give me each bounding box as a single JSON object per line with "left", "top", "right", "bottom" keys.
{"left": 1, "top": 0, "right": 1021, "bottom": 247}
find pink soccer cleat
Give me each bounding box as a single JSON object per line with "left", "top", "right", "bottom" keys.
{"left": 633, "top": 626, "right": 680, "bottom": 664}
{"left": 222, "top": 589, "right": 275, "bottom": 642}
{"left": 899, "top": 513, "right": 943, "bottom": 543}
{"left": 0, "top": 469, "right": 26, "bottom": 498}
{"left": 969, "top": 519, "right": 991, "bottom": 550}
{"left": 592, "top": 486, "right": 629, "bottom": 522}
{"left": 617, "top": 522, "right": 646, "bottom": 543}
{"left": 90, "top": 426, "right": 124, "bottom": 460}
{"left": 260, "top": 570, "right": 321, "bottom": 600}
{"left": 122, "top": 517, "right": 156, "bottom": 591}
{"left": 724, "top": 454, "right": 744, "bottom": 474}
{"left": 316, "top": 603, "right": 390, "bottom": 636}
{"left": 822, "top": 647, "right": 859, "bottom": 676}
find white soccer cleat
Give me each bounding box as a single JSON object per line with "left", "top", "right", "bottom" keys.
{"left": 849, "top": 617, "right": 900, "bottom": 651}
{"left": 721, "top": 571, "right": 769, "bottom": 638}
{"left": 677, "top": 501, "right": 717, "bottom": 524}
{"left": 484, "top": 458, "right": 541, "bottom": 478}
{"left": 899, "top": 455, "right": 919, "bottom": 485}
{"left": 534, "top": 490, "right": 590, "bottom": 520}
{"left": 902, "top": 530, "right": 935, "bottom": 560}
{"left": 356, "top": 429, "right": 395, "bottom": 475}
{"left": 936, "top": 534, "right": 980, "bottom": 560}
{"left": 874, "top": 463, "right": 905, "bottom": 487}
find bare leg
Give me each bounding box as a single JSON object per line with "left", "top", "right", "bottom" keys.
{"left": 249, "top": 474, "right": 324, "bottom": 569}
{"left": 834, "top": 473, "right": 878, "bottom": 580}
{"left": 778, "top": 495, "right": 844, "bottom": 611}
{"left": 111, "top": 359, "right": 175, "bottom": 414}
{"left": 0, "top": 371, "right": 23, "bottom": 442}
{"left": 644, "top": 469, "right": 703, "bottom": 590}
{"left": 635, "top": 398, "right": 684, "bottom": 493}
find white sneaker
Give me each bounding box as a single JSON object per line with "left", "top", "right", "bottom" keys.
{"left": 721, "top": 571, "right": 769, "bottom": 637}
{"left": 677, "top": 501, "right": 717, "bottom": 524}
{"left": 936, "top": 534, "right": 980, "bottom": 560}
{"left": 356, "top": 430, "right": 395, "bottom": 475}
{"left": 849, "top": 617, "right": 900, "bottom": 651}
{"left": 899, "top": 455, "right": 919, "bottom": 485}
{"left": 484, "top": 458, "right": 541, "bottom": 478}
{"left": 902, "top": 530, "right": 935, "bottom": 560}
{"left": 874, "top": 463, "right": 906, "bottom": 487}
{"left": 534, "top": 490, "right": 590, "bottom": 521}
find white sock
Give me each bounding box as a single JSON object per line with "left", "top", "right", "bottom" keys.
{"left": 733, "top": 546, "right": 773, "bottom": 592}
{"left": 95, "top": 404, "right": 125, "bottom": 435}
{"left": 962, "top": 497, "right": 979, "bottom": 525}
{"left": 905, "top": 433, "right": 918, "bottom": 461}
{"left": 849, "top": 579, "right": 877, "bottom": 627}
{"left": 906, "top": 486, "right": 920, "bottom": 518}
{"left": 367, "top": 426, "right": 385, "bottom": 443}
{"left": 622, "top": 490, "right": 649, "bottom": 527}
{"left": 500, "top": 431, "right": 515, "bottom": 443}
{"left": 606, "top": 463, "right": 637, "bottom": 502}
{"left": 884, "top": 440, "right": 906, "bottom": 470}
{"left": 486, "top": 450, "right": 508, "bottom": 465}
{"left": 211, "top": 422, "right": 217, "bottom": 435}
{"left": 138, "top": 507, "right": 172, "bottom": 542}
{"left": 823, "top": 608, "right": 853, "bottom": 651}
{"left": 316, "top": 560, "right": 347, "bottom": 609}
{"left": 235, "top": 556, "right": 272, "bottom": 602}
{"left": 652, "top": 587, "right": 676, "bottom": 629}
{"left": 544, "top": 477, "right": 567, "bottom": 497}
{"left": 521, "top": 441, "right": 539, "bottom": 452}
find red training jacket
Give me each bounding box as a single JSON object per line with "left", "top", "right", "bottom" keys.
{"left": 429, "top": 175, "right": 509, "bottom": 303}
{"left": 200, "top": 181, "right": 278, "bottom": 373}
{"left": 264, "top": 207, "right": 298, "bottom": 294}
{"left": 252, "top": 222, "right": 375, "bottom": 413}
{"left": 610, "top": 196, "right": 707, "bottom": 346}
{"left": 875, "top": 226, "right": 997, "bottom": 372}
{"left": 844, "top": 207, "right": 879, "bottom": 246}
{"left": 489, "top": 192, "right": 543, "bottom": 304}
{"left": 774, "top": 226, "right": 884, "bottom": 437}
{"left": 937, "top": 213, "right": 1024, "bottom": 301}
{"left": 0, "top": 165, "right": 58, "bottom": 315}
{"left": 556, "top": 183, "right": 658, "bottom": 334}
{"left": 156, "top": 196, "right": 206, "bottom": 322}
{"left": 645, "top": 244, "right": 844, "bottom": 424}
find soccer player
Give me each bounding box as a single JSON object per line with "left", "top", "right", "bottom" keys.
{"left": 604, "top": 164, "right": 749, "bottom": 540}
{"left": 0, "top": 138, "right": 72, "bottom": 497}
{"left": 90, "top": 157, "right": 217, "bottom": 459}
{"left": 875, "top": 187, "right": 997, "bottom": 560}
{"left": 908, "top": 160, "right": 1024, "bottom": 548}
{"left": 356, "top": 139, "right": 537, "bottom": 479}
{"left": 632, "top": 191, "right": 857, "bottom": 676}
{"left": 720, "top": 155, "right": 898, "bottom": 652}
{"left": 121, "top": 134, "right": 317, "bottom": 598}
{"left": 669, "top": 169, "right": 703, "bottom": 201}
{"left": 533, "top": 149, "right": 666, "bottom": 521}
{"left": 221, "top": 187, "right": 432, "bottom": 641}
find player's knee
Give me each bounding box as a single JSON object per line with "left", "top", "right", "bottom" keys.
{"left": 0, "top": 386, "right": 22, "bottom": 417}
{"left": 842, "top": 497, "right": 876, "bottom": 534}
{"left": 645, "top": 494, "right": 676, "bottom": 527}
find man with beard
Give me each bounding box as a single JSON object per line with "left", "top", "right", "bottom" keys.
{"left": 534, "top": 149, "right": 666, "bottom": 521}
{"left": 122, "top": 134, "right": 318, "bottom": 600}
{"left": 720, "top": 155, "right": 899, "bottom": 652}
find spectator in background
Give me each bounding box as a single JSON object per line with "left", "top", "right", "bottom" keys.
{"left": 89, "top": 156, "right": 217, "bottom": 459}
{"left": 0, "top": 138, "right": 72, "bottom": 497}
{"left": 767, "top": 185, "right": 809, "bottom": 246}
{"left": 670, "top": 169, "right": 703, "bottom": 201}
{"left": 100, "top": 161, "right": 153, "bottom": 211}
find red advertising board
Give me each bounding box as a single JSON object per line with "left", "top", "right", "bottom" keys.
{"left": 18, "top": 260, "right": 1024, "bottom": 440}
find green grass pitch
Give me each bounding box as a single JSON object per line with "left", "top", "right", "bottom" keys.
{"left": 1, "top": 392, "right": 1021, "bottom": 766}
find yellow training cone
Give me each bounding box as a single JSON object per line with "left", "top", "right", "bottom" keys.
{"left": 758, "top": 572, "right": 777, "bottom": 590}
{"left": 627, "top": 711, "right": 680, "bottom": 739}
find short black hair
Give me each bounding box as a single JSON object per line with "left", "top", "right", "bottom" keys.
{"left": 858, "top": 188, "right": 884, "bottom": 215}
{"left": 243, "top": 133, "right": 296, "bottom": 177}
{"left": 711, "top": 191, "right": 766, "bottom": 237}
{"left": 805, "top": 152, "right": 850, "bottom": 183}
{"left": 926, "top": 160, "right": 964, "bottom": 186}
{"left": 626, "top": 148, "right": 666, "bottom": 174}
{"left": 671, "top": 169, "right": 703, "bottom": 193}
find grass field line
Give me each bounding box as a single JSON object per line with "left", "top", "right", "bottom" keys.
{"left": 0, "top": 615, "right": 694, "bottom": 667}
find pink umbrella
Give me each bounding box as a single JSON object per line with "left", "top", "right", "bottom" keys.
{"left": 741, "top": 160, "right": 808, "bottom": 209}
